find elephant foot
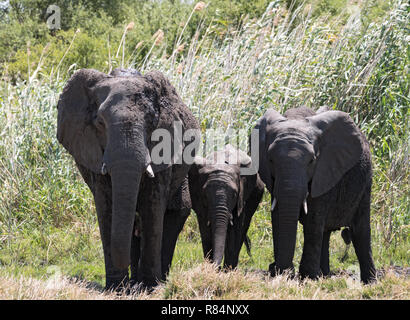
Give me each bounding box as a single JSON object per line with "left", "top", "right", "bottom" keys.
{"left": 268, "top": 262, "right": 276, "bottom": 276}
{"left": 299, "top": 272, "right": 320, "bottom": 281}
{"left": 268, "top": 262, "right": 295, "bottom": 278}
{"left": 105, "top": 273, "right": 130, "bottom": 293}
{"left": 129, "top": 280, "right": 158, "bottom": 295}
{"left": 360, "top": 268, "right": 377, "bottom": 285}
{"left": 319, "top": 266, "right": 331, "bottom": 278}
{"left": 299, "top": 266, "right": 321, "bottom": 281}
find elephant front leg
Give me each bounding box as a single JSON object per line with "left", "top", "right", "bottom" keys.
{"left": 196, "top": 210, "right": 213, "bottom": 260}
{"left": 94, "top": 175, "right": 129, "bottom": 291}
{"left": 299, "top": 214, "right": 325, "bottom": 280}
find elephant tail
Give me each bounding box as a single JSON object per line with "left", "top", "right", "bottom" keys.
{"left": 244, "top": 235, "right": 252, "bottom": 258}
{"left": 341, "top": 227, "right": 352, "bottom": 245}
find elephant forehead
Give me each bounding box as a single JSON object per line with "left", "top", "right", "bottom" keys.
{"left": 268, "top": 119, "right": 315, "bottom": 140}
{"left": 270, "top": 137, "right": 315, "bottom": 161}
{"left": 206, "top": 150, "right": 247, "bottom": 166}
{"left": 97, "top": 77, "right": 144, "bottom": 94}
{"left": 200, "top": 163, "right": 239, "bottom": 175}
{"left": 203, "top": 172, "right": 239, "bottom": 193}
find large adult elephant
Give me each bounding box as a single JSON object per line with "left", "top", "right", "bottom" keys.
{"left": 188, "top": 145, "right": 264, "bottom": 268}
{"left": 252, "top": 106, "right": 376, "bottom": 283}
{"left": 57, "top": 68, "right": 199, "bottom": 290}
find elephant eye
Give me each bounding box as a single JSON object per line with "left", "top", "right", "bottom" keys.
{"left": 94, "top": 116, "right": 105, "bottom": 129}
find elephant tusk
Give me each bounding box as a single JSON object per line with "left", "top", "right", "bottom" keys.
{"left": 146, "top": 164, "right": 155, "bottom": 178}
{"left": 101, "top": 163, "right": 107, "bottom": 175}
{"left": 207, "top": 220, "right": 211, "bottom": 227}
{"left": 303, "top": 199, "right": 308, "bottom": 215}
{"left": 271, "top": 197, "right": 277, "bottom": 212}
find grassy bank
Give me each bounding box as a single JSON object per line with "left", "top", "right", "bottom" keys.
{"left": 1, "top": 262, "right": 409, "bottom": 300}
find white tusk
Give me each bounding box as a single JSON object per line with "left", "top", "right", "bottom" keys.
{"left": 271, "top": 197, "right": 277, "bottom": 212}
{"left": 303, "top": 199, "right": 308, "bottom": 215}
{"left": 207, "top": 221, "right": 211, "bottom": 227}
{"left": 146, "top": 164, "right": 155, "bottom": 178}
{"left": 101, "top": 163, "right": 107, "bottom": 175}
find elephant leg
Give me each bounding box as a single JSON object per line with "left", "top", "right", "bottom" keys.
{"left": 130, "top": 219, "right": 141, "bottom": 285}
{"left": 351, "top": 190, "right": 376, "bottom": 284}
{"left": 196, "top": 211, "right": 212, "bottom": 260}
{"left": 93, "top": 174, "right": 129, "bottom": 291}
{"left": 161, "top": 208, "right": 190, "bottom": 280}
{"left": 320, "top": 230, "right": 331, "bottom": 277}
{"left": 299, "top": 215, "right": 325, "bottom": 280}
{"left": 138, "top": 181, "right": 168, "bottom": 289}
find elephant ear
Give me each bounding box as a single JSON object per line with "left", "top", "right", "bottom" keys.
{"left": 252, "top": 109, "right": 285, "bottom": 192}
{"left": 236, "top": 175, "right": 245, "bottom": 218}
{"left": 188, "top": 157, "right": 207, "bottom": 201}
{"left": 308, "top": 111, "right": 363, "bottom": 198}
{"left": 316, "top": 105, "right": 330, "bottom": 114}
{"left": 223, "top": 144, "right": 251, "bottom": 167}
{"left": 237, "top": 170, "right": 258, "bottom": 218}
{"left": 57, "top": 69, "right": 108, "bottom": 174}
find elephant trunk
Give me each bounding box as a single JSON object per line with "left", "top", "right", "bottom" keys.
{"left": 110, "top": 163, "right": 142, "bottom": 270}
{"left": 103, "top": 122, "right": 148, "bottom": 270}
{"left": 272, "top": 201, "right": 300, "bottom": 273}
{"left": 210, "top": 204, "right": 230, "bottom": 267}
{"left": 271, "top": 179, "right": 307, "bottom": 274}
{"left": 223, "top": 211, "right": 242, "bottom": 269}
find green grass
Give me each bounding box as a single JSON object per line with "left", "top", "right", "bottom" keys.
{"left": 0, "top": 0, "right": 408, "bottom": 299}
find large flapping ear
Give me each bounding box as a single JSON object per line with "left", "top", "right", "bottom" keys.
{"left": 252, "top": 109, "right": 285, "bottom": 192}
{"left": 57, "top": 69, "right": 109, "bottom": 174}
{"left": 307, "top": 110, "right": 364, "bottom": 198}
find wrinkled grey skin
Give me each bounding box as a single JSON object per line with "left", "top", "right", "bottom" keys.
{"left": 252, "top": 106, "right": 376, "bottom": 283}
{"left": 188, "top": 145, "right": 264, "bottom": 268}
{"left": 57, "top": 68, "right": 199, "bottom": 290}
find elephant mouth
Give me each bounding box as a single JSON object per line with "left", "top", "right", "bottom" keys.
{"left": 100, "top": 161, "right": 154, "bottom": 178}
{"left": 271, "top": 192, "right": 309, "bottom": 215}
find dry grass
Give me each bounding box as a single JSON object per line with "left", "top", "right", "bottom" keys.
{"left": 1, "top": 262, "right": 408, "bottom": 300}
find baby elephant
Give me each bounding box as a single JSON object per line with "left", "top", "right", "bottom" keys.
{"left": 188, "top": 145, "right": 264, "bottom": 268}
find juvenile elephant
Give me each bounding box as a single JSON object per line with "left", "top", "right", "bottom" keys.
{"left": 188, "top": 145, "right": 264, "bottom": 268}
{"left": 57, "top": 68, "right": 199, "bottom": 290}
{"left": 252, "top": 106, "right": 376, "bottom": 283}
